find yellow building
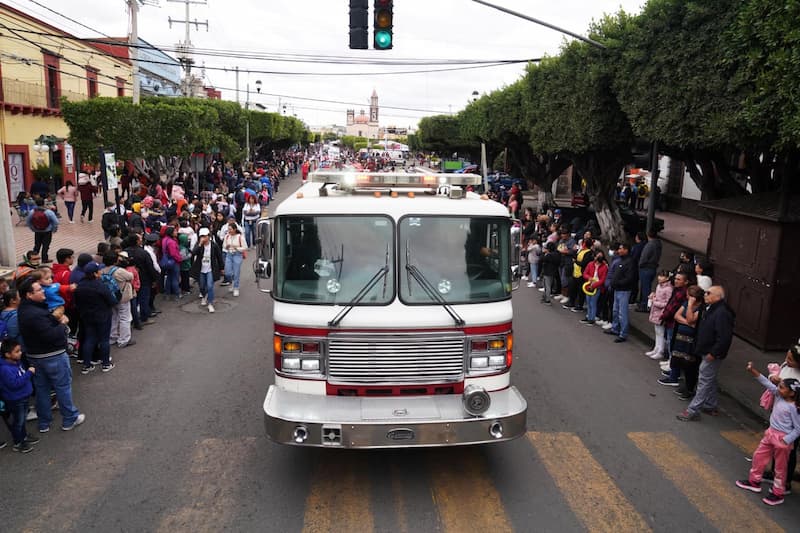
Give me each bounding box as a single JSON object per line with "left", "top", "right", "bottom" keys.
{"left": 0, "top": 2, "right": 133, "bottom": 201}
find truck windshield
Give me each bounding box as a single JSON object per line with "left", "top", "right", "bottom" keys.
{"left": 274, "top": 215, "right": 395, "bottom": 304}
{"left": 399, "top": 216, "right": 511, "bottom": 304}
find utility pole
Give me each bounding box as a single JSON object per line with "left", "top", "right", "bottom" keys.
{"left": 235, "top": 66, "right": 239, "bottom": 104}
{"left": 0, "top": 149, "right": 16, "bottom": 267}
{"left": 128, "top": 0, "right": 140, "bottom": 104}
{"left": 167, "top": 0, "right": 208, "bottom": 97}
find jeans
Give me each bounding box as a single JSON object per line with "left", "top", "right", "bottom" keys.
{"left": 687, "top": 356, "right": 722, "bottom": 415}
{"left": 138, "top": 283, "right": 152, "bottom": 320}
{"left": 612, "top": 290, "right": 631, "bottom": 338}
{"left": 638, "top": 268, "right": 656, "bottom": 308}
{"left": 31, "top": 352, "right": 80, "bottom": 430}
{"left": 199, "top": 271, "right": 215, "bottom": 304}
{"left": 225, "top": 252, "right": 243, "bottom": 289}
{"left": 165, "top": 263, "right": 180, "bottom": 296}
{"left": 542, "top": 275, "right": 554, "bottom": 303}
{"left": 110, "top": 301, "right": 132, "bottom": 346}
{"left": 5, "top": 397, "right": 29, "bottom": 444}
{"left": 586, "top": 292, "right": 599, "bottom": 321}
{"left": 65, "top": 201, "right": 76, "bottom": 221}
{"left": 33, "top": 231, "right": 53, "bottom": 263}
{"left": 81, "top": 318, "right": 111, "bottom": 367}
{"left": 244, "top": 221, "right": 257, "bottom": 248}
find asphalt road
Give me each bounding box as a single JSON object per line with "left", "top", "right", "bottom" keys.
{"left": 2, "top": 174, "right": 799, "bottom": 532}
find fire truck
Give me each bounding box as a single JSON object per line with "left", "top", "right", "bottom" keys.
{"left": 253, "top": 171, "right": 527, "bottom": 448}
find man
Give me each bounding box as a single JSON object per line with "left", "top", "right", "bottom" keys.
{"left": 73, "top": 262, "right": 116, "bottom": 373}
{"left": 77, "top": 172, "right": 96, "bottom": 223}
{"left": 143, "top": 232, "right": 162, "bottom": 317}
{"left": 636, "top": 230, "right": 662, "bottom": 312}
{"left": 190, "top": 227, "right": 224, "bottom": 313}
{"left": 26, "top": 198, "right": 58, "bottom": 263}
{"left": 126, "top": 233, "right": 159, "bottom": 325}
{"left": 13, "top": 251, "right": 41, "bottom": 284}
{"left": 677, "top": 286, "right": 735, "bottom": 421}
{"left": 555, "top": 229, "right": 577, "bottom": 303}
{"left": 604, "top": 242, "right": 636, "bottom": 343}
{"left": 102, "top": 251, "right": 135, "bottom": 349}
{"left": 16, "top": 278, "right": 85, "bottom": 432}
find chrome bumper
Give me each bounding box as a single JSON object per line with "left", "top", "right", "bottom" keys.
{"left": 263, "top": 385, "right": 527, "bottom": 448}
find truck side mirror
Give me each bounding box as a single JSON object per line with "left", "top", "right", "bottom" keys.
{"left": 255, "top": 219, "right": 273, "bottom": 290}
{"left": 510, "top": 222, "right": 522, "bottom": 290}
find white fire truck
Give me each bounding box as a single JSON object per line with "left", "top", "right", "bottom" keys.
{"left": 254, "top": 171, "right": 527, "bottom": 448}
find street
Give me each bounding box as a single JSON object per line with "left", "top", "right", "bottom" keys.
{"left": 1, "top": 175, "right": 798, "bottom": 532}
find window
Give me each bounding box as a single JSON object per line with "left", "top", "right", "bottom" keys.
{"left": 43, "top": 52, "right": 60, "bottom": 109}
{"left": 116, "top": 77, "right": 125, "bottom": 97}
{"left": 86, "top": 67, "right": 98, "bottom": 98}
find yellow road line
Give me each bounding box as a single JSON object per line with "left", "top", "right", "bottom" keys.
{"left": 528, "top": 432, "right": 651, "bottom": 533}
{"left": 302, "top": 453, "right": 374, "bottom": 533}
{"left": 22, "top": 440, "right": 140, "bottom": 533}
{"left": 157, "top": 437, "right": 257, "bottom": 532}
{"left": 429, "top": 448, "right": 513, "bottom": 533}
{"left": 629, "top": 432, "right": 783, "bottom": 533}
{"left": 721, "top": 429, "right": 764, "bottom": 455}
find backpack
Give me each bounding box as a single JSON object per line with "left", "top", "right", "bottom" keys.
{"left": 31, "top": 209, "right": 49, "bottom": 231}
{"left": 101, "top": 266, "right": 122, "bottom": 303}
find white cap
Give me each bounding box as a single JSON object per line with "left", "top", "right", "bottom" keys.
{"left": 198, "top": 227, "right": 210, "bottom": 237}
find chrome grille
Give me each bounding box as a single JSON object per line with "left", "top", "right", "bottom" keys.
{"left": 327, "top": 333, "right": 466, "bottom": 384}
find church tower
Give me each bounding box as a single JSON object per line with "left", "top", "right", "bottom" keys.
{"left": 369, "top": 89, "right": 378, "bottom": 124}
{"left": 346, "top": 109, "right": 355, "bottom": 126}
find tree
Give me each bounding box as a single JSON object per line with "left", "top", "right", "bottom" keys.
{"left": 417, "top": 115, "right": 477, "bottom": 158}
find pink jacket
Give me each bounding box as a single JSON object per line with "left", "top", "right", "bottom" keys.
{"left": 162, "top": 236, "right": 183, "bottom": 263}
{"left": 57, "top": 184, "right": 78, "bottom": 202}
{"left": 648, "top": 281, "right": 673, "bottom": 324}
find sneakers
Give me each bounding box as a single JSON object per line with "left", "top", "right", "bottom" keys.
{"left": 645, "top": 349, "right": 657, "bottom": 356}
{"left": 102, "top": 363, "right": 115, "bottom": 373}
{"left": 117, "top": 340, "right": 136, "bottom": 349}
{"left": 142, "top": 318, "right": 156, "bottom": 326}
{"left": 602, "top": 323, "right": 614, "bottom": 330}
{"left": 676, "top": 410, "right": 700, "bottom": 421}
{"left": 24, "top": 435, "right": 40, "bottom": 445}
{"left": 521, "top": 275, "right": 528, "bottom": 280}
{"left": 613, "top": 337, "right": 627, "bottom": 343}
{"left": 677, "top": 392, "right": 694, "bottom": 401}
{"left": 228, "top": 286, "right": 235, "bottom": 293}
{"left": 62, "top": 413, "right": 85, "bottom": 431}
{"left": 658, "top": 378, "right": 680, "bottom": 387}
{"left": 660, "top": 360, "right": 671, "bottom": 371}
{"left": 38, "top": 425, "right": 50, "bottom": 433}
{"left": 603, "top": 329, "right": 620, "bottom": 336}
{"left": 736, "top": 479, "right": 762, "bottom": 493}
{"left": 220, "top": 280, "right": 231, "bottom": 287}
{"left": 562, "top": 304, "right": 573, "bottom": 310}
{"left": 538, "top": 287, "right": 545, "bottom": 292}
{"left": 233, "top": 289, "right": 240, "bottom": 297}
{"left": 26, "top": 408, "right": 38, "bottom": 421}
{"left": 208, "top": 304, "right": 215, "bottom": 313}
{"left": 580, "top": 319, "right": 595, "bottom": 325}
{"left": 81, "top": 364, "right": 96, "bottom": 375}
{"left": 763, "top": 491, "right": 785, "bottom": 506}
{"left": 200, "top": 296, "right": 208, "bottom": 306}
{"left": 0, "top": 441, "right": 6, "bottom": 449}
{"left": 12, "top": 441, "right": 34, "bottom": 454}
{"left": 648, "top": 352, "right": 663, "bottom": 360}
{"left": 527, "top": 282, "right": 535, "bottom": 288}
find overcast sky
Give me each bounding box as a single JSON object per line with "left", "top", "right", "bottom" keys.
{"left": 7, "top": 0, "right": 645, "bottom": 129}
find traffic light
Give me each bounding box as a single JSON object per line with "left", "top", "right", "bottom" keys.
{"left": 349, "top": 0, "right": 369, "bottom": 50}
{"left": 373, "top": 0, "right": 393, "bottom": 50}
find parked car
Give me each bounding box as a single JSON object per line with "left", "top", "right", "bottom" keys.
{"left": 487, "top": 172, "right": 528, "bottom": 191}
{"left": 556, "top": 204, "right": 664, "bottom": 237}
{"left": 454, "top": 164, "right": 479, "bottom": 174}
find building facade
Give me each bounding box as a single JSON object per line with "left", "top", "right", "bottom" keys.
{"left": 345, "top": 89, "right": 380, "bottom": 139}
{"left": 0, "top": 2, "right": 133, "bottom": 201}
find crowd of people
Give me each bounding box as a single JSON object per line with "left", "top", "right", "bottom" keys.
{"left": 1, "top": 151, "right": 307, "bottom": 454}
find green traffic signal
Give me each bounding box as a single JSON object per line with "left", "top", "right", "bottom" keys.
{"left": 374, "top": 30, "right": 392, "bottom": 49}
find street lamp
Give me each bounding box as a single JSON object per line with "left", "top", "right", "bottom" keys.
{"left": 471, "top": 90, "right": 479, "bottom": 102}
{"left": 33, "top": 134, "right": 65, "bottom": 193}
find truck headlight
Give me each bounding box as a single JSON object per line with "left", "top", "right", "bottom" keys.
{"left": 470, "top": 356, "right": 489, "bottom": 369}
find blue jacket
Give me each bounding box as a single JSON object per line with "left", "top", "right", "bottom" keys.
{"left": 43, "top": 282, "right": 65, "bottom": 311}
{"left": 73, "top": 277, "right": 116, "bottom": 324}
{"left": 26, "top": 207, "right": 59, "bottom": 233}
{"left": 0, "top": 308, "right": 24, "bottom": 352}
{"left": 0, "top": 359, "right": 33, "bottom": 401}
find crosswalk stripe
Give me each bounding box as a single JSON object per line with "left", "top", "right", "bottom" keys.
{"left": 528, "top": 432, "right": 651, "bottom": 533}
{"left": 302, "top": 453, "right": 374, "bottom": 533}
{"left": 429, "top": 448, "right": 513, "bottom": 533}
{"left": 157, "top": 437, "right": 257, "bottom": 532}
{"left": 21, "top": 440, "right": 140, "bottom": 533}
{"left": 629, "top": 432, "right": 783, "bottom": 533}
{"left": 721, "top": 429, "right": 764, "bottom": 456}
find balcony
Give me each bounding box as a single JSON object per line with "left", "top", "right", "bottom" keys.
{"left": 1, "top": 77, "right": 86, "bottom": 115}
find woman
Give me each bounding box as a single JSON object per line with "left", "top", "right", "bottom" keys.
{"left": 581, "top": 251, "right": 608, "bottom": 326}
{"left": 661, "top": 285, "right": 705, "bottom": 399}
{"left": 57, "top": 180, "right": 78, "bottom": 223}
{"left": 242, "top": 195, "right": 261, "bottom": 248}
{"left": 222, "top": 222, "right": 247, "bottom": 297}
{"left": 160, "top": 226, "right": 183, "bottom": 301}
{"left": 695, "top": 260, "right": 714, "bottom": 291}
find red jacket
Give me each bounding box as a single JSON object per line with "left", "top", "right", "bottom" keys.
{"left": 51, "top": 262, "right": 74, "bottom": 309}
{"left": 582, "top": 261, "right": 608, "bottom": 292}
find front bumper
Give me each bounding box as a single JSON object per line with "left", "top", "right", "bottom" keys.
{"left": 263, "top": 385, "right": 527, "bottom": 448}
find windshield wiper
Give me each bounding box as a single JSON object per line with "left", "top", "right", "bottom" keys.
{"left": 404, "top": 242, "right": 465, "bottom": 327}
{"left": 328, "top": 244, "right": 390, "bottom": 327}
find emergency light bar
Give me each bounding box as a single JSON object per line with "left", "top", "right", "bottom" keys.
{"left": 310, "top": 171, "right": 482, "bottom": 188}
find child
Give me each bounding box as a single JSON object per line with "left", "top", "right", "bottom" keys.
{"left": 0, "top": 340, "right": 39, "bottom": 453}
{"left": 645, "top": 270, "right": 673, "bottom": 360}
{"left": 736, "top": 361, "right": 800, "bottom": 505}
{"left": 33, "top": 267, "right": 74, "bottom": 322}
{"left": 526, "top": 237, "right": 542, "bottom": 288}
